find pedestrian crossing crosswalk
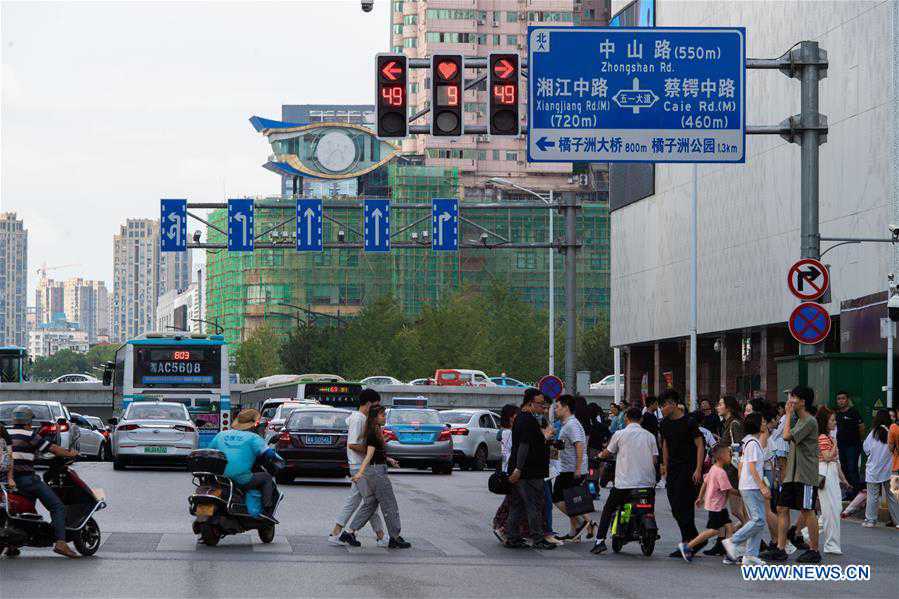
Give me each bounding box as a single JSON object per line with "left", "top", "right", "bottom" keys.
{"left": 15, "top": 532, "right": 600, "bottom": 561}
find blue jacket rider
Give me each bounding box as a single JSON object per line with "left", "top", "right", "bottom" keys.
{"left": 207, "top": 409, "right": 278, "bottom": 520}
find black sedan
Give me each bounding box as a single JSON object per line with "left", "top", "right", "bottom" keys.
{"left": 271, "top": 406, "right": 351, "bottom": 482}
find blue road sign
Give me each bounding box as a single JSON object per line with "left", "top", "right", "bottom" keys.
{"left": 528, "top": 27, "right": 745, "bottom": 163}
{"left": 431, "top": 198, "right": 458, "bottom": 251}
{"left": 296, "top": 199, "right": 323, "bottom": 252}
{"left": 788, "top": 302, "right": 831, "bottom": 345}
{"left": 538, "top": 375, "right": 564, "bottom": 401}
{"left": 227, "top": 199, "right": 254, "bottom": 252}
{"left": 160, "top": 199, "right": 187, "bottom": 252}
{"left": 363, "top": 199, "right": 390, "bottom": 253}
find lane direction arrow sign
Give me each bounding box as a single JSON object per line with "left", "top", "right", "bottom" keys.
{"left": 364, "top": 198, "right": 390, "bottom": 253}
{"left": 295, "top": 199, "right": 323, "bottom": 252}
{"left": 227, "top": 199, "right": 254, "bottom": 252}
{"left": 431, "top": 198, "right": 459, "bottom": 251}
{"left": 160, "top": 199, "right": 187, "bottom": 252}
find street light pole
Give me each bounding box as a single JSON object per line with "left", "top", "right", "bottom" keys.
{"left": 487, "top": 178, "right": 555, "bottom": 376}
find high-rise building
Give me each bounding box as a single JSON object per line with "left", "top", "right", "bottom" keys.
{"left": 35, "top": 278, "right": 65, "bottom": 325}
{"left": 112, "top": 219, "right": 159, "bottom": 341}
{"left": 390, "top": 0, "right": 610, "bottom": 197}
{"left": 0, "top": 212, "right": 28, "bottom": 347}
{"left": 63, "top": 278, "right": 110, "bottom": 343}
{"left": 159, "top": 251, "right": 192, "bottom": 298}
{"left": 156, "top": 264, "right": 206, "bottom": 335}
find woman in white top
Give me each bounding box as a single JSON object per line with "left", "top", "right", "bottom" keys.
{"left": 815, "top": 406, "right": 846, "bottom": 553}
{"left": 862, "top": 409, "right": 899, "bottom": 527}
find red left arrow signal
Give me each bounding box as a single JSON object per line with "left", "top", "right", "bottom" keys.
{"left": 381, "top": 61, "right": 402, "bottom": 81}
{"left": 494, "top": 59, "right": 515, "bottom": 79}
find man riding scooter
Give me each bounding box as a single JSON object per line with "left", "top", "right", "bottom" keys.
{"left": 7, "top": 405, "right": 81, "bottom": 558}
{"left": 206, "top": 409, "right": 278, "bottom": 521}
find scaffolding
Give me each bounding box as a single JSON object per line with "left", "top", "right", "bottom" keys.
{"left": 205, "top": 163, "right": 610, "bottom": 349}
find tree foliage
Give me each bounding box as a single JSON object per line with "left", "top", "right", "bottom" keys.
{"left": 235, "top": 324, "right": 284, "bottom": 381}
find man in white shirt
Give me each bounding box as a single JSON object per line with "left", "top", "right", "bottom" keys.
{"left": 329, "top": 389, "right": 387, "bottom": 546}
{"left": 591, "top": 407, "right": 659, "bottom": 555}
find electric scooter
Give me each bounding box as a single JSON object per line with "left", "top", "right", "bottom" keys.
{"left": 0, "top": 457, "right": 106, "bottom": 556}
{"left": 609, "top": 487, "right": 659, "bottom": 556}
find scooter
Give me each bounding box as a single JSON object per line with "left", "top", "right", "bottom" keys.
{"left": 609, "top": 487, "right": 658, "bottom": 556}
{"left": 187, "top": 449, "right": 285, "bottom": 547}
{"left": 0, "top": 457, "right": 106, "bottom": 556}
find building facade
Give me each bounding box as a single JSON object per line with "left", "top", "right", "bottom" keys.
{"left": 610, "top": 0, "right": 896, "bottom": 405}
{"left": 28, "top": 323, "right": 89, "bottom": 358}
{"left": 111, "top": 219, "right": 159, "bottom": 341}
{"left": 0, "top": 213, "right": 28, "bottom": 347}
{"left": 156, "top": 264, "right": 206, "bottom": 334}
{"left": 35, "top": 278, "right": 65, "bottom": 326}
{"left": 390, "top": 0, "right": 610, "bottom": 196}
{"left": 63, "top": 278, "right": 110, "bottom": 343}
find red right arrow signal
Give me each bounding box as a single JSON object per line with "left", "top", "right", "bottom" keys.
{"left": 381, "top": 61, "right": 402, "bottom": 81}
{"left": 494, "top": 59, "right": 515, "bottom": 79}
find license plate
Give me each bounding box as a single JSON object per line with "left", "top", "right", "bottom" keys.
{"left": 196, "top": 504, "right": 215, "bottom": 517}
{"left": 305, "top": 435, "right": 332, "bottom": 446}
{"left": 403, "top": 433, "right": 432, "bottom": 443}
{"left": 144, "top": 446, "right": 168, "bottom": 454}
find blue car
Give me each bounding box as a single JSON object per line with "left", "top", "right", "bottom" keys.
{"left": 383, "top": 407, "right": 454, "bottom": 474}
{"left": 489, "top": 376, "right": 527, "bottom": 388}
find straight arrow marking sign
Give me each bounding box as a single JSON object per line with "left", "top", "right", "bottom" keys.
{"left": 295, "top": 199, "right": 323, "bottom": 252}
{"left": 364, "top": 199, "right": 390, "bottom": 253}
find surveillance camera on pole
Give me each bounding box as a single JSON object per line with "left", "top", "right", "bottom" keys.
{"left": 361, "top": 1, "right": 374, "bottom": 13}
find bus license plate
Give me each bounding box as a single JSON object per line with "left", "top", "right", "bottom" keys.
{"left": 144, "top": 446, "right": 168, "bottom": 454}
{"left": 305, "top": 435, "right": 332, "bottom": 446}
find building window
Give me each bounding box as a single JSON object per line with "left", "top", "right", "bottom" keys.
{"left": 492, "top": 34, "right": 501, "bottom": 45}
{"left": 506, "top": 11, "right": 518, "bottom": 22}
{"left": 392, "top": 1, "right": 403, "bottom": 13}
{"left": 505, "top": 151, "right": 518, "bottom": 161}
{"left": 392, "top": 24, "right": 403, "bottom": 34}
{"left": 403, "top": 14, "right": 417, "bottom": 25}
{"left": 313, "top": 252, "right": 330, "bottom": 267}
{"left": 492, "top": 150, "right": 500, "bottom": 161}
{"left": 477, "top": 150, "right": 487, "bottom": 161}
{"left": 506, "top": 35, "right": 517, "bottom": 45}
{"left": 338, "top": 253, "right": 358, "bottom": 267}
{"left": 516, "top": 252, "right": 536, "bottom": 270}
{"left": 403, "top": 37, "right": 417, "bottom": 48}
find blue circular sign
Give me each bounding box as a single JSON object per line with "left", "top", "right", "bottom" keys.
{"left": 537, "top": 375, "right": 564, "bottom": 400}
{"left": 788, "top": 302, "right": 831, "bottom": 345}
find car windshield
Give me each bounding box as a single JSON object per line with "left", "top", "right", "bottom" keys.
{"left": 126, "top": 404, "right": 187, "bottom": 421}
{"left": 0, "top": 403, "right": 52, "bottom": 423}
{"left": 275, "top": 405, "right": 304, "bottom": 420}
{"left": 388, "top": 409, "right": 441, "bottom": 425}
{"left": 439, "top": 412, "right": 472, "bottom": 424}
{"left": 286, "top": 411, "right": 349, "bottom": 430}
{"left": 86, "top": 417, "right": 104, "bottom": 428}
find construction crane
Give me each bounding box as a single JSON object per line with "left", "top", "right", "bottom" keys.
{"left": 36, "top": 262, "right": 81, "bottom": 281}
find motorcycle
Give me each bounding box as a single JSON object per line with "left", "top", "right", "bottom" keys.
{"left": 609, "top": 487, "right": 658, "bottom": 556}
{"left": 0, "top": 457, "right": 106, "bottom": 556}
{"left": 187, "top": 449, "right": 285, "bottom": 547}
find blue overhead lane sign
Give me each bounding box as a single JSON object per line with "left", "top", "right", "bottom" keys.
{"left": 431, "top": 198, "right": 458, "bottom": 251}
{"left": 160, "top": 199, "right": 187, "bottom": 252}
{"left": 296, "top": 199, "right": 323, "bottom": 252}
{"left": 528, "top": 27, "right": 745, "bottom": 163}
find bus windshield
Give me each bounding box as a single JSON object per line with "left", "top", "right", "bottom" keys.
{"left": 0, "top": 350, "right": 25, "bottom": 383}
{"left": 132, "top": 345, "right": 221, "bottom": 388}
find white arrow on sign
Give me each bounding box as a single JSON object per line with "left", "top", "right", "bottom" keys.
{"left": 372, "top": 208, "right": 383, "bottom": 247}
{"left": 437, "top": 211, "right": 451, "bottom": 246}
{"left": 166, "top": 212, "right": 183, "bottom": 246}
{"left": 304, "top": 207, "right": 315, "bottom": 243}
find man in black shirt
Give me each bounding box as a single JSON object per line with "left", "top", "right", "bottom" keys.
{"left": 834, "top": 391, "right": 864, "bottom": 496}
{"left": 506, "top": 388, "right": 555, "bottom": 550}
{"left": 659, "top": 390, "right": 704, "bottom": 556}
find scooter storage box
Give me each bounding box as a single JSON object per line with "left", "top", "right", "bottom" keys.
{"left": 188, "top": 449, "right": 227, "bottom": 475}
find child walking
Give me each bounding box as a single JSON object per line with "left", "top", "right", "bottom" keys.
{"left": 677, "top": 444, "right": 738, "bottom": 563}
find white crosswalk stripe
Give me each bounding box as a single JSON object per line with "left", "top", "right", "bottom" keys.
{"left": 156, "top": 533, "right": 201, "bottom": 552}
{"left": 425, "top": 535, "right": 486, "bottom": 557}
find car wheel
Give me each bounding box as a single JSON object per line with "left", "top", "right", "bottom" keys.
{"left": 460, "top": 461, "right": 472, "bottom": 471}
{"left": 113, "top": 456, "right": 127, "bottom": 471}
{"left": 472, "top": 445, "right": 488, "bottom": 471}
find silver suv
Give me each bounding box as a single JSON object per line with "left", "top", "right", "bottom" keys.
{"left": 0, "top": 400, "right": 82, "bottom": 460}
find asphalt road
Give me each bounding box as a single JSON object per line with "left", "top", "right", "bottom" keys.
{"left": 1, "top": 462, "right": 895, "bottom": 599}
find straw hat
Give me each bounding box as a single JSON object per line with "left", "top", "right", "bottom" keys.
{"left": 232, "top": 409, "right": 260, "bottom": 431}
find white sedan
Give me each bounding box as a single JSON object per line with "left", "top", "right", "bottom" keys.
{"left": 360, "top": 376, "right": 405, "bottom": 387}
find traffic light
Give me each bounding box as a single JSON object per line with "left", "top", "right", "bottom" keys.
{"left": 375, "top": 53, "right": 408, "bottom": 138}
{"left": 431, "top": 54, "right": 464, "bottom": 137}
{"left": 488, "top": 53, "right": 520, "bottom": 136}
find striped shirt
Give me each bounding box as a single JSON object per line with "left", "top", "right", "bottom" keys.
{"left": 7, "top": 427, "right": 50, "bottom": 475}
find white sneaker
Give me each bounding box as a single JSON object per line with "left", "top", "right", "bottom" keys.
{"left": 327, "top": 534, "right": 344, "bottom": 546}
{"left": 721, "top": 538, "right": 740, "bottom": 562}
{"left": 376, "top": 537, "right": 390, "bottom": 548}
{"left": 785, "top": 540, "right": 797, "bottom": 554}
{"left": 861, "top": 521, "right": 876, "bottom": 528}
{"left": 742, "top": 555, "right": 765, "bottom": 566}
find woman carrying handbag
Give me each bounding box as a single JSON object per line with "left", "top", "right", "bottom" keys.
{"left": 815, "top": 407, "right": 846, "bottom": 554}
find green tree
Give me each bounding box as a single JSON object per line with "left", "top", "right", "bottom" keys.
{"left": 407, "top": 288, "right": 488, "bottom": 379}
{"left": 30, "top": 349, "right": 91, "bottom": 381}
{"left": 235, "top": 324, "right": 284, "bottom": 382}
{"left": 576, "top": 314, "right": 613, "bottom": 380}
{"left": 480, "top": 284, "right": 549, "bottom": 382}
{"left": 86, "top": 343, "right": 119, "bottom": 369}
{"left": 340, "top": 296, "right": 413, "bottom": 380}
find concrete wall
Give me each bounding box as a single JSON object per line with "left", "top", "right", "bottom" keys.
{"left": 611, "top": 0, "right": 893, "bottom": 346}
{"left": 0, "top": 383, "right": 615, "bottom": 416}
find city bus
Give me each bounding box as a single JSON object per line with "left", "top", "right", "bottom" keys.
{"left": 107, "top": 333, "right": 230, "bottom": 447}
{"left": 0, "top": 346, "right": 28, "bottom": 383}
{"left": 238, "top": 374, "right": 363, "bottom": 418}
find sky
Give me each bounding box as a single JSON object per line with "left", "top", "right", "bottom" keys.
{"left": 1, "top": 0, "right": 389, "bottom": 296}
